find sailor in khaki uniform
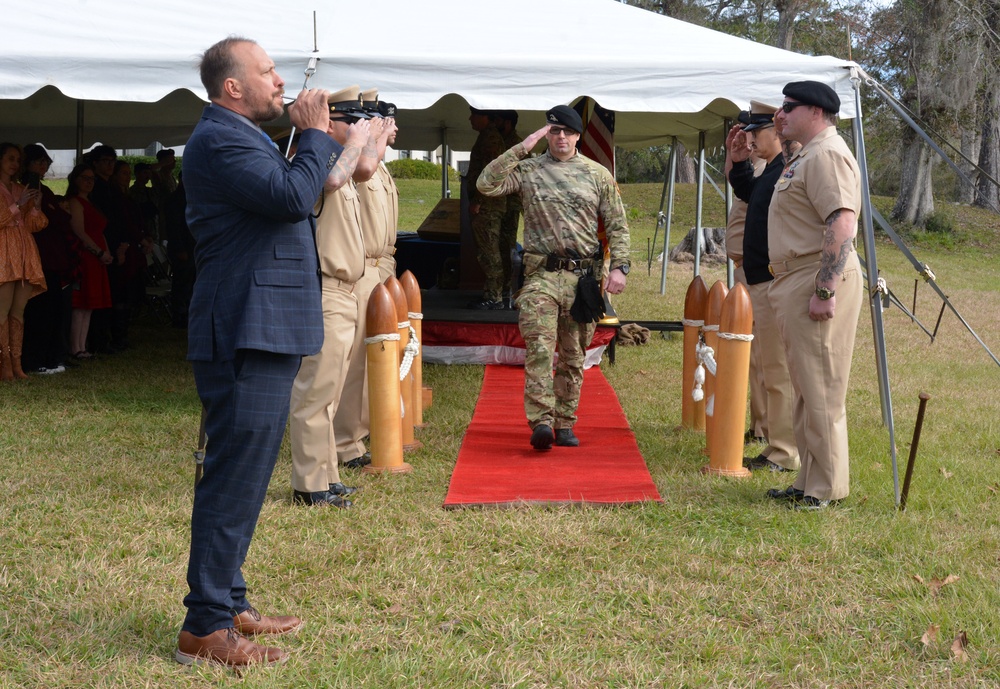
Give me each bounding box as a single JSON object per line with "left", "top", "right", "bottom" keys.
{"left": 332, "top": 89, "right": 401, "bottom": 469}
{"left": 764, "top": 81, "right": 863, "bottom": 510}
{"left": 289, "top": 87, "right": 377, "bottom": 507}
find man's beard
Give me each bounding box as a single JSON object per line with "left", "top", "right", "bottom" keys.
{"left": 248, "top": 89, "right": 284, "bottom": 123}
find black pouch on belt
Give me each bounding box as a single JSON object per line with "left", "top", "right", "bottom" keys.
{"left": 570, "top": 273, "right": 605, "bottom": 323}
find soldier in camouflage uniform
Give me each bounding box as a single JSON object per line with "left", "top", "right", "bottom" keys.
{"left": 478, "top": 105, "right": 630, "bottom": 450}
{"left": 466, "top": 107, "right": 509, "bottom": 309}
{"left": 496, "top": 110, "right": 523, "bottom": 305}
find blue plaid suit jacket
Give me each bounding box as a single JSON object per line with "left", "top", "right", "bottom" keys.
{"left": 183, "top": 104, "right": 342, "bottom": 362}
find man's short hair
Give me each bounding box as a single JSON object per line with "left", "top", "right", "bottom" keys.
{"left": 134, "top": 162, "right": 152, "bottom": 174}
{"left": 200, "top": 36, "right": 255, "bottom": 100}
{"left": 86, "top": 144, "right": 117, "bottom": 162}
{"left": 156, "top": 148, "right": 175, "bottom": 161}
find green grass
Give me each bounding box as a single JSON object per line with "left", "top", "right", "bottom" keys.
{"left": 1, "top": 182, "right": 999, "bottom": 687}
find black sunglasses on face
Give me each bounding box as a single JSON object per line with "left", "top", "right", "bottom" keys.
{"left": 781, "top": 101, "right": 810, "bottom": 113}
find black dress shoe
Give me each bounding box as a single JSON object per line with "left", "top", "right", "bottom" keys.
{"left": 554, "top": 428, "right": 579, "bottom": 447}
{"left": 792, "top": 495, "right": 835, "bottom": 511}
{"left": 745, "top": 454, "right": 793, "bottom": 473}
{"left": 765, "top": 485, "right": 805, "bottom": 501}
{"left": 530, "top": 424, "right": 554, "bottom": 450}
{"left": 744, "top": 429, "right": 766, "bottom": 444}
{"left": 342, "top": 452, "right": 371, "bottom": 469}
{"left": 292, "top": 490, "right": 352, "bottom": 508}
{"left": 328, "top": 482, "right": 358, "bottom": 496}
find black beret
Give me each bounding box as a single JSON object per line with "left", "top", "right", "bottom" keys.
{"left": 782, "top": 81, "right": 840, "bottom": 114}
{"left": 378, "top": 101, "right": 397, "bottom": 118}
{"left": 545, "top": 105, "right": 583, "bottom": 133}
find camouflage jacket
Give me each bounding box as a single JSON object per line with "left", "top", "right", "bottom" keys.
{"left": 477, "top": 143, "right": 630, "bottom": 270}
{"left": 466, "top": 124, "right": 507, "bottom": 211}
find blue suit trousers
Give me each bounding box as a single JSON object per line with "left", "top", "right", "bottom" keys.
{"left": 182, "top": 349, "right": 302, "bottom": 635}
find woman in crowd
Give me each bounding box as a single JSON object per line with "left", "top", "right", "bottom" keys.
{"left": 65, "top": 163, "right": 112, "bottom": 359}
{"left": 20, "top": 144, "right": 78, "bottom": 374}
{"left": 0, "top": 142, "right": 48, "bottom": 380}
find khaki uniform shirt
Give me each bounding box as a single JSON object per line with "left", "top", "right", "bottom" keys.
{"left": 315, "top": 180, "right": 365, "bottom": 283}
{"left": 767, "top": 126, "right": 861, "bottom": 263}
{"left": 357, "top": 161, "right": 398, "bottom": 260}
{"left": 477, "top": 143, "right": 630, "bottom": 270}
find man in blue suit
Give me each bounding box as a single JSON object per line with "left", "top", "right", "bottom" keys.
{"left": 175, "top": 36, "right": 342, "bottom": 669}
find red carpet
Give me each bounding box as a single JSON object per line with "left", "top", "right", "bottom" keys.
{"left": 443, "top": 365, "right": 662, "bottom": 507}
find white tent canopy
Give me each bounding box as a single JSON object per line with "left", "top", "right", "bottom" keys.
{"left": 2, "top": 0, "right": 858, "bottom": 151}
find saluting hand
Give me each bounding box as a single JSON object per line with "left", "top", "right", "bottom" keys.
{"left": 522, "top": 125, "right": 551, "bottom": 152}
{"left": 346, "top": 119, "right": 372, "bottom": 147}
{"left": 725, "top": 124, "right": 751, "bottom": 163}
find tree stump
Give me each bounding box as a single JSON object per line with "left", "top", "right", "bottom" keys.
{"left": 667, "top": 227, "right": 728, "bottom": 265}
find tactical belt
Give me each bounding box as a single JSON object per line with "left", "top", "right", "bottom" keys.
{"left": 544, "top": 255, "right": 597, "bottom": 272}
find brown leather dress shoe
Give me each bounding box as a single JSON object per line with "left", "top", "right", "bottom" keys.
{"left": 175, "top": 628, "right": 288, "bottom": 668}
{"left": 233, "top": 606, "right": 304, "bottom": 636}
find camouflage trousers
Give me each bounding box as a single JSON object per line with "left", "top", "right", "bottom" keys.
{"left": 517, "top": 266, "right": 596, "bottom": 430}
{"left": 471, "top": 205, "right": 508, "bottom": 301}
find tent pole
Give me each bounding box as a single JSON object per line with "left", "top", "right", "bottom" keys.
{"left": 724, "top": 123, "right": 734, "bottom": 288}
{"left": 658, "top": 137, "right": 678, "bottom": 295}
{"left": 851, "top": 68, "right": 900, "bottom": 506}
{"left": 440, "top": 127, "right": 450, "bottom": 198}
{"left": 693, "top": 131, "right": 706, "bottom": 276}
{"left": 75, "top": 100, "right": 84, "bottom": 162}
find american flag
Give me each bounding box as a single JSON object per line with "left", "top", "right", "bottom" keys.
{"left": 573, "top": 98, "right": 616, "bottom": 249}
{"left": 574, "top": 98, "right": 616, "bottom": 174}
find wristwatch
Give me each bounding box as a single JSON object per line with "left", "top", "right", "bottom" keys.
{"left": 614, "top": 264, "right": 630, "bottom": 276}
{"left": 815, "top": 286, "right": 835, "bottom": 300}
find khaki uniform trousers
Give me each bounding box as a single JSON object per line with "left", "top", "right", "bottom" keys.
{"left": 332, "top": 262, "right": 383, "bottom": 464}
{"left": 746, "top": 280, "right": 800, "bottom": 470}
{"left": 735, "top": 265, "right": 766, "bottom": 438}
{"left": 290, "top": 275, "right": 365, "bottom": 492}
{"left": 767, "top": 251, "right": 863, "bottom": 501}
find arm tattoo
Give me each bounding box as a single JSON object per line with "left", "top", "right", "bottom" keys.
{"left": 326, "top": 144, "right": 363, "bottom": 191}
{"left": 818, "top": 210, "right": 852, "bottom": 283}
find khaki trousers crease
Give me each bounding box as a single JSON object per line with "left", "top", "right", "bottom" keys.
{"left": 289, "top": 277, "right": 362, "bottom": 492}
{"left": 333, "top": 264, "right": 383, "bottom": 463}
{"left": 746, "top": 281, "right": 800, "bottom": 470}
{"left": 767, "top": 252, "right": 862, "bottom": 501}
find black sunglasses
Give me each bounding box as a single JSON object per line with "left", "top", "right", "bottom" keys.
{"left": 781, "top": 101, "right": 810, "bottom": 113}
